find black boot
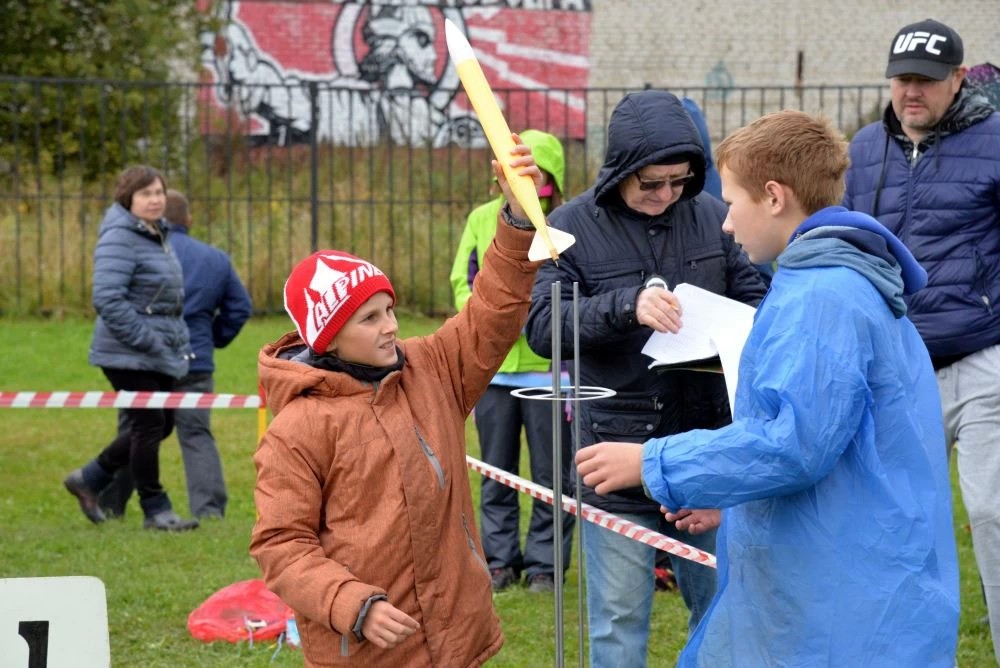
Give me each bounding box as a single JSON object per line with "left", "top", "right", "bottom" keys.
{"left": 64, "top": 460, "right": 114, "bottom": 524}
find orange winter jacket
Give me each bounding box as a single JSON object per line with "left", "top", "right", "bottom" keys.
{"left": 251, "top": 222, "right": 539, "bottom": 667}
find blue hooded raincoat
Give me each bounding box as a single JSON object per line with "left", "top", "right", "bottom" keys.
{"left": 642, "top": 207, "right": 959, "bottom": 667}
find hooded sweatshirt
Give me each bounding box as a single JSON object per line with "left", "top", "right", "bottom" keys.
{"left": 643, "top": 207, "right": 959, "bottom": 667}
{"left": 251, "top": 221, "right": 538, "bottom": 667}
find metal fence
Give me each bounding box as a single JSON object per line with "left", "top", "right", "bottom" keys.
{"left": 0, "top": 77, "right": 887, "bottom": 317}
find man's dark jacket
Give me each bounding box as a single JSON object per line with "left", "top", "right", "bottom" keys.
{"left": 525, "top": 90, "right": 767, "bottom": 513}
{"left": 843, "top": 86, "right": 1000, "bottom": 362}
{"left": 168, "top": 226, "right": 252, "bottom": 374}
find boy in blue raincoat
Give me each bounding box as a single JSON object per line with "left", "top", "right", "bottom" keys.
{"left": 576, "top": 110, "right": 959, "bottom": 667}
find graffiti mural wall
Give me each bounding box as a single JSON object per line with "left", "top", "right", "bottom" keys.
{"left": 200, "top": 1, "right": 592, "bottom": 147}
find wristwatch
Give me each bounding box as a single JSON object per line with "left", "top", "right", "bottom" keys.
{"left": 500, "top": 203, "right": 534, "bottom": 230}
{"left": 644, "top": 275, "right": 668, "bottom": 291}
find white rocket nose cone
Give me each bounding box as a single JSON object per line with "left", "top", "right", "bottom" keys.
{"left": 444, "top": 19, "right": 474, "bottom": 63}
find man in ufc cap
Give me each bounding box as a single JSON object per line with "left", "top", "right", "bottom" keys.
{"left": 844, "top": 18, "right": 1000, "bottom": 659}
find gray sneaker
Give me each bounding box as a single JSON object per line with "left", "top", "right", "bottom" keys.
{"left": 527, "top": 573, "right": 555, "bottom": 594}
{"left": 143, "top": 510, "right": 199, "bottom": 532}
{"left": 63, "top": 469, "right": 107, "bottom": 524}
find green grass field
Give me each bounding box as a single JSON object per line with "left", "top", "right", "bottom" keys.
{"left": 0, "top": 315, "right": 994, "bottom": 666}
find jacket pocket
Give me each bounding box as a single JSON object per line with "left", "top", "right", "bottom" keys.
{"left": 580, "top": 261, "right": 645, "bottom": 293}
{"left": 585, "top": 400, "right": 664, "bottom": 444}
{"left": 143, "top": 281, "right": 168, "bottom": 315}
{"left": 973, "top": 248, "right": 994, "bottom": 315}
{"left": 461, "top": 513, "right": 490, "bottom": 575}
{"left": 414, "top": 427, "right": 445, "bottom": 489}
{"left": 681, "top": 246, "right": 727, "bottom": 294}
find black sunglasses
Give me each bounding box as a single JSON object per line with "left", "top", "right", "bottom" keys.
{"left": 635, "top": 172, "right": 696, "bottom": 192}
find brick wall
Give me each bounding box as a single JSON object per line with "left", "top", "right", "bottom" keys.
{"left": 583, "top": 0, "right": 999, "bottom": 144}
{"left": 588, "top": 0, "right": 1000, "bottom": 89}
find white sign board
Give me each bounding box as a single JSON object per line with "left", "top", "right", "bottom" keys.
{"left": 0, "top": 577, "right": 110, "bottom": 668}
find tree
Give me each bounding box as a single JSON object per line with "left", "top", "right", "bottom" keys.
{"left": 0, "top": 0, "right": 214, "bottom": 180}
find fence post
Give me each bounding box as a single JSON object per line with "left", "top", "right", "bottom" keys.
{"left": 309, "top": 81, "right": 319, "bottom": 253}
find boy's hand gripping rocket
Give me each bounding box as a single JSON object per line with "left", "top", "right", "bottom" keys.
{"left": 445, "top": 19, "right": 576, "bottom": 262}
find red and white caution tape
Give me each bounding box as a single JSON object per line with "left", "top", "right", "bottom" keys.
{"left": 0, "top": 391, "right": 260, "bottom": 409}
{"left": 2, "top": 389, "right": 715, "bottom": 565}
{"left": 467, "top": 455, "right": 717, "bottom": 568}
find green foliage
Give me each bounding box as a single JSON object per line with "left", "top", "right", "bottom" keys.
{"left": 0, "top": 316, "right": 996, "bottom": 665}
{"left": 0, "top": 0, "right": 210, "bottom": 179}
{"left": 0, "top": 0, "right": 201, "bottom": 79}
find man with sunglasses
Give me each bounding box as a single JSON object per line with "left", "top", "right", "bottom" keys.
{"left": 525, "top": 89, "right": 766, "bottom": 667}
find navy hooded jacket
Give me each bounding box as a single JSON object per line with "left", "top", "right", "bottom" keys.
{"left": 88, "top": 203, "right": 191, "bottom": 379}
{"left": 524, "top": 90, "right": 766, "bottom": 514}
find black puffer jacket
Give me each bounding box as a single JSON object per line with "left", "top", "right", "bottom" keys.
{"left": 525, "top": 90, "right": 766, "bottom": 514}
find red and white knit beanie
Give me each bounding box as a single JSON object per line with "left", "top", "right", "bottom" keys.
{"left": 283, "top": 250, "right": 396, "bottom": 353}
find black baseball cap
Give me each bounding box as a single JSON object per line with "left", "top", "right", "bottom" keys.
{"left": 885, "top": 19, "right": 964, "bottom": 80}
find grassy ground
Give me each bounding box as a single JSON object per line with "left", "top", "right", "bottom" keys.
{"left": 0, "top": 315, "right": 994, "bottom": 666}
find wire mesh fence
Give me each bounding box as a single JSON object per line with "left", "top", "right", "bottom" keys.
{"left": 0, "top": 77, "right": 886, "bottom": 316}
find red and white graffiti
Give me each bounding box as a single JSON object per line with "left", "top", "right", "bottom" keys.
{"left": 199, "top": 1, "right": 591, "bottom": 147}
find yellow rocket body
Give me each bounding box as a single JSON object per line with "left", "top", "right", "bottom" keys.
{"left": 446, "top": 19, "right": 575, "bottom": 262}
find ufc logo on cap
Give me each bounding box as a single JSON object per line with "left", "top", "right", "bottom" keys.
{"left": 893, "top": 31, "right": 947, "bottom": 55}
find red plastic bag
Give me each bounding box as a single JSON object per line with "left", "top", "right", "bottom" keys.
{"left": 188, "top": 579, "right": 294, "bottom": 643}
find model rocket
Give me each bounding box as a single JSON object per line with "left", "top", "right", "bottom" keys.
{"left": 445, "top": 19, "right": 576, "bottom": 263}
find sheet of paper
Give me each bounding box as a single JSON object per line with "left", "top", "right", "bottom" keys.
{"left": 641, "top": 283, "right": 756, "bottom": 416}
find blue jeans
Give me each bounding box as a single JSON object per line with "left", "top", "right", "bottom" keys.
{"left": 583, "top": 510, "right": 717, "bottom": 668}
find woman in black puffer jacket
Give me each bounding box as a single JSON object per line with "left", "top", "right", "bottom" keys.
{"left": 64, "top": 165, "right": 198, "bottom": 532}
